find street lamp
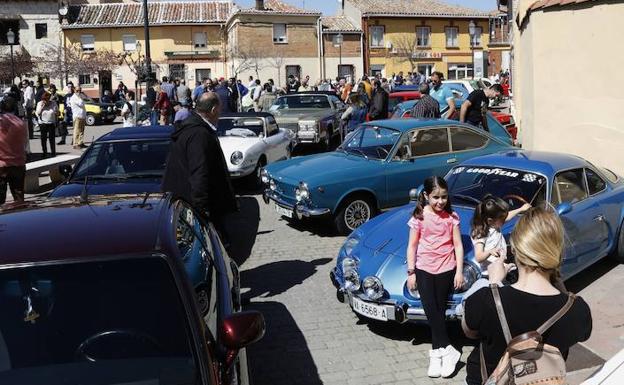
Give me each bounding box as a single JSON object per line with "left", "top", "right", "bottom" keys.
{"left": 135, "top": 40, "right": 143, "bottom": 117}
{"left": 6, "top": 29, "right": 16, "bottom": 84}
{"left": 468, "top": 20, "right": 476, "bottom": 79}
{"left": 333, "top": 33, "right": 344, "bottom": 78}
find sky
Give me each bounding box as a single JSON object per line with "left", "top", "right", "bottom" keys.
{"left": 236, "top": 0, "right": 499, "bottom": 14}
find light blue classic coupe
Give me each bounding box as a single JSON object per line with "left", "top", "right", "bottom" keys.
{"left": 330, "top": 150, "right": 624, "bottom": 323}
{"left": 262, "top": 118, "right": 514, "bottom": 234}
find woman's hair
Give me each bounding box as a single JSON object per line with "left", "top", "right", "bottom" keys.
{"left": 471, "top": 194, "right": 510, "bottom": 239}
{"left": 510, "top": 207, "right": 564, "bottom": 283}
{"left": 412, "top": 176, "right": 453, "bottom": 219}
{"left": 348, "top": 93, "right": 364, "bottom": 107}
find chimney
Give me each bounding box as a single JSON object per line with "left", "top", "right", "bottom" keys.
{"left": 255, "top": 0, "right": 265, "bottom": 11}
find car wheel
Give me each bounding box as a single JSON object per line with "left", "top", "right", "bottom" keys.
{"left": 86, "top": 113, "right": 96, "bottom": 126}
{"left": 334, "top": 195, "right": 377, "bottom": 235}
{"left": 611, "top": 220, "right": 624, "bottom": 263}
{"left": 248, "top": 157, "right": 267, "bottom": 189}
{"left": 196, "top": 286, "right": 209, "bottom": 316}
{"left": 323, "top": 130, "right": 331, "bottom": 151}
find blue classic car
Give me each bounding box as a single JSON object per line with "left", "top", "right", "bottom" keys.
{"left": 330, "top": 150, "right": 624, "bottom": 323}
{"left": 262, "top": 118, "right": 513, "bottom": 234}
{"left": 50, "top": 125, "right": 173, "bottom": 198}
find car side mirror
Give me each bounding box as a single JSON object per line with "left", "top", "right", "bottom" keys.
{"left": 409, "top": 184, "right": 423, "bottom": 202}
{"left": 219, "top": 311, "right": 265, "bottom": 368}
{"left": 59, "top": 164, "right": 72, "bottom": 179}
{"left": 556, "top": 202, "right": 573, "bottom": 216}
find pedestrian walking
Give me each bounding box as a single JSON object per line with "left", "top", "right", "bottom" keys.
{"left": 429, "top": 72, "right": 456, "bottom": 119}
{"left": 368, "top": 80, "right": 388, "bottom": 121}
{"left": 459, "top": 84, "right": 504, "bottom": 130}
{"left": 462, "top": 207, "right": 592, "bottom": 385}
{"left": 21, "top": 80, "right": 35, "bottom": 139}
{"left": 153, "top": 84, "right": 172, "bottom": 125}
{"left": 162, "top": 92, "right": 238, "bottom": 244}
{"left": 258, "top": 83, "right": 277, "bottom": 112}
{"left": 251, "top": 79, "right": 262, "bottom": 112}
{"left": 70, "top": 86, "right": 87, "bottom": 149}
{"left": 411, "top": 83, "right": 441, "bottom": 119}
{"left": 160, "top": 76, "right": 176, "bottom": 102}
{"left": 35, "top": 91, "right": 58, "bottom": 157}
{"left": 0, "top": 97, "right": 27, "bottom": 205}
{"left": 340, "top": 93, "right": 367, "bottom": 134}
{"left": 121, "top": 91, "right": 136, "bottom": 128}
{"left": 176, "top": 80, "right": 191, "bottom": 106}
{"left": 406, "top": 176, "right": 464, "bottom": 378}
{"left": 214, "top": 79, "right": 235, "bottom": 114}
{"left": 145, "top": 81, "right": 158, "bottom": 126}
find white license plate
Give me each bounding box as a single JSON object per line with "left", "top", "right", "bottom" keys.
{"left": 275, "top": 205, "right": 293, "bottom": 218}
{"left": 352, "top": 297, "right": 388, "bottom": 321}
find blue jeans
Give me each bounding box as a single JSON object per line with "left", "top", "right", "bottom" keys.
{"left": 150, "top": 110, "right": 160, "bottom": 126}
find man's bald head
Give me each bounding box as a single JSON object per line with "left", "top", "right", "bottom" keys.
{"left": 195, "top": 92, "right": 221, "bottom": 123}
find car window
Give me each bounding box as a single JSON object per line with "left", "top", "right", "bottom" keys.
{"left": 450, "top": 126, "right": 488, "bottom": 151}
{"left": 0, "top": 257, "right": 203, "bottom": 384}
{"left": 330, "top": 95, "right": 345, "bottom": 110}
{"left": 599, "top": 167, "right": 618, "bottom": 183}
{"left": 340, "top": 125, "right": 401, "bottom": 160}
{"left": 266, "top": 121, "right": 279, "bottom": 137}
{"left": 408, "top": 127, "right": 450, "bottom": 157}
{"left": 585, "top": 168, "right": 606, "bottom": 195}
{"left": 217, "top": 117, "right": 263, "bottom": 137}
{"left": 552, "top": 168, "right": 588, "bottom": 205}
{"left": 271, "top": 95, "right": 331, "bottom": 110}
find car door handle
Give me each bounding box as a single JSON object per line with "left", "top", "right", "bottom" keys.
{"left": 594, "top": 215, "right": 605, "bottom": 222}
{"left": 447, "top": 158, "right": 457, "bottom": 164}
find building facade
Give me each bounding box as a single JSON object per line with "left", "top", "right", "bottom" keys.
{"left": 344, "top": 0, "right": 493, "bottom": 80}
{"left": 226, "top": 0, "right": 321, "bottom": 88}
{"left": 320, "top": 16, "right": 363, "bottom": 83}
{"left": 504, "top": 0, "right": 624, "bottom": 175}
{"left": 61, "top": 1, "right": 231, "bottom": 97}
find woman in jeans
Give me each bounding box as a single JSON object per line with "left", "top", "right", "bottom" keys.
{"left": 462, "top": 207, "right": 592, "bottom": 384}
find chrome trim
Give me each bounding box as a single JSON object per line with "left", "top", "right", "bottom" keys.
{"left": 263, "top": 189, "right": 331, "bottom": 217}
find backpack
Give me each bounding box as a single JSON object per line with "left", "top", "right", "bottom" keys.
{"left": 481, "top": 285, "right": 575, "bottom": 385}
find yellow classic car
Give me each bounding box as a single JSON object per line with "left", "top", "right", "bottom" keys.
{"left": 57, "top": 92, "right": 118, "bottom": 126}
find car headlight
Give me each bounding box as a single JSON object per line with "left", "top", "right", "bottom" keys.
{"left": 230, "top": 151, "right": 244, "bottom": 165}
{"left": 457, "top": 262, "right": 481, "bottom": 293}
{"left": 362, "top": 276, "right": 384, "bottom": 300}
{"left": 343, "top": 269, "right": 360, "bottom": 292}
{"left": 260, "top": 169, "right": 270, "bottom": 184}
{"left": 298, "top": 121, "right": 317, "bottom": 131}
{"left": 341, "top": 257, "right": 358, "bottom": 272}
{"left": 108, "top": 106, "right": 113, "bottom": 112}
{"left": 294, "top": 182, "right": 309, "bottom": 202}
{"left": 269, "top": 179, "right": 277, "bottom": 191}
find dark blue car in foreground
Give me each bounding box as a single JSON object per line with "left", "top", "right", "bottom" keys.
{"left": 331, "top": 150, "right": 624, "bottom": 323}
{"left": 50, "top": 126, "right": 173, "bottom": 198}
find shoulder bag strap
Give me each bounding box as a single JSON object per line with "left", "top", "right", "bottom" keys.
{"left": 491, "top": 284, "right": 513, "bottom": 344}
{"left": 479, "top": 342, "right": 488, "bottom": 384}
{"left": 536, "top": 293, "right": 576, "bottom": 335}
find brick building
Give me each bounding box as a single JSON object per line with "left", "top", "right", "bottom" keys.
{"left": 320, "top": 16, "right": 363, "bottom": 83}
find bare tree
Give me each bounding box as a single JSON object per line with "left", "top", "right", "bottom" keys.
{"left": 0, "top": 49, "right": 35, "bottom": 83}
{"left": 228, "top": 44, "right": 266, "bottom": 80}
{"left": 392, "top": 35, "right": 424, "bottom": 73}
{"left": 266, "top": 46, "right": 286, "bottom": 88}
{"left": 38, "top": 43, "right": 120, "bottom": 82}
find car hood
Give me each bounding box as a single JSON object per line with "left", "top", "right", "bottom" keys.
{"left": 265, "top": 151, "right": 370, "bottom": 182}
{"left": 218, "top": 136, "right": 260, "bottom": 158}
{"left": 49, "top": 180, "right": 163, "bottom": 198}
{"left": 272, "top": 109, "right": 330, "bottom": 122}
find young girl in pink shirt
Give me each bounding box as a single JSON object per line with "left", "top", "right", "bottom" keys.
{"left": 406, "top": 176, "right": 464, "bottom": 378}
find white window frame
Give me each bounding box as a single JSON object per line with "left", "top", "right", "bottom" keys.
{"left": 445, "top": 27, "right": 458, "bottom": 48}
{"left": 416, "top": 27, "right": 431, "bottom": 47}
{"left": 122, "top": 34, "right": 137, "bottom": 52}
{"left": 78, "top": 74, "right": 91, "bottom": 85}
{"left": 273, "top": 23, "right": 287, "bottom": 44}
{"left": 80, "top": 34, "right": 95, "bottom": 52}
{"left": 472, "top": 26, "right": 483, "bottom": 47}
{"left": 369, "top": 25, "right": 385, "bottom": 48}
{"left": 193, "top": 32, "right": 207, "bottom": 49}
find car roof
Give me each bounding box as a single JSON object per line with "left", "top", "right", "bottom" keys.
{"left": 363, "top": 118, "right": 460, "bottom": 132}
{"left": 96, "top": 125, "right": 174, "bottom": 142}
{"left": 220, "top": 112, "right": 274, "bottom": 118}
{"left": 0, "top": 194, "right": 176, "bottom": 266}
{"left": 280, "top": 91, "right": 338, "bottom": 96}
{"left": 459, "top": 150, "right": 589, "bottom": 177}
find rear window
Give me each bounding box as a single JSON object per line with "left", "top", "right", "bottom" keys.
{"left": 600, "top": 167, "right": 619, "bottom": 183}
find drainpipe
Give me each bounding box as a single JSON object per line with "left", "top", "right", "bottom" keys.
{"left": 317, "top": 17, "right": 324, "bottom": 81}
{"left": 362, "top": 16, "right": 369, "bottom": 75}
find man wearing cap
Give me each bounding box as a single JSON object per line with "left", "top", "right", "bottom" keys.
{"left": 429, "top": 71, "right": 456, "bottom": 119}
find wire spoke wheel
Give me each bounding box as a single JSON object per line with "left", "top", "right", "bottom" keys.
{"left": 344, "top": 200, "right": 371, "bottom": 230}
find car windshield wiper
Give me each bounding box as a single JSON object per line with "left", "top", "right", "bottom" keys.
{"left": 451, "top": 194, "right": 481, "bottom": 205}
{"left": 71, "top": 173, "right": 162, "bottom": 183}
{"left": 345, "top": 148, "right": 369, "bottom": 160}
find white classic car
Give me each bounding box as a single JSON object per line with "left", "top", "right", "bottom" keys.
{"left": 217, "top": 112, "right": 293, "bottom": 185}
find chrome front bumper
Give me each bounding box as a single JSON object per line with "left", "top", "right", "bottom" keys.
{"left": 296, "top": 130, "right": 320, "bottom": 144}
{"left": 262, "top": 189, "right": 330, "bottom": 218}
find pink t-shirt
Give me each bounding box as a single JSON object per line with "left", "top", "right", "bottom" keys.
{"left": 407, "top": 208, "right": 460, "bottom": 274}
{"left": 0, "top": 113, "right": 27, "bottom": 167}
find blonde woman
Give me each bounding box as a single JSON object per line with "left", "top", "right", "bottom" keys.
{"left": 461, "top": 207, "right": 592, "bottom": 385}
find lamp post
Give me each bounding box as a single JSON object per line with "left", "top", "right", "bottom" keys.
{"left": 468, "top": 20, "right": 476, "bottom": 79}
{"left": 135, "top": 40, "right": 142, "bottom": 118}
{"left": 333, "top": 33, "right": 344, "bottom": 79}
{"left": 6, "top": 29, "right": 16, "bottom": 84}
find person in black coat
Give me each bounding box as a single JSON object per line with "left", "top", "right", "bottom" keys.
{"left": 214, "top": 80, "right": 235, "bottom": 114}
{"left": 161, "top": 92, "right": 238, "bottom": 240}
{"left": 368, "top": 80, "right": 389, "bottom": 121}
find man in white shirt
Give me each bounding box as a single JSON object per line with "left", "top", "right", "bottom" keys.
{"left": 21, "top": 80, "right": 35, "bottom": 139}
{"left": 69, "top": 86, "right": 87, "bottom": 149}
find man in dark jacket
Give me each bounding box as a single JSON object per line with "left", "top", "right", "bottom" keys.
{"left": 162, "top": 92, "right": 238, "bottom": 239}
{"left": 214, "top": 79, "right": 235, "bottom": 114}
{"left": 368, "top": 80, "right": 389, "bottom": 121}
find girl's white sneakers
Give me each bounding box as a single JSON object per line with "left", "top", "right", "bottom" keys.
{"left": 427, "top": 348, "right": 443, "bottom": 377}
{"left": 440, "top": 345, "right": 461, "bottom": 378}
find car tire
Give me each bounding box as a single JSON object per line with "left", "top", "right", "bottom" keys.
{"left": 248, "top": 157, "right": 267, "bottom": 189}
{"left": 334, "top": 194, "right": 377, "bottom": 235}
{"left": 611, "top": 220, "right": 624, "bottom": 263}
{"left": 323, "top": 129, "right": 331, "bottom": 151}
{"left": 86, "top": 113, "right": 96, "bottom": 126}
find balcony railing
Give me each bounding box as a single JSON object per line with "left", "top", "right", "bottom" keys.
{"left": 164, "top": 49, "right": 221, "bottom": 59}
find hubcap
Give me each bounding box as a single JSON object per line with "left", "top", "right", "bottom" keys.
{"left": 344, "top": 200, "right": 371, "bottom": 230}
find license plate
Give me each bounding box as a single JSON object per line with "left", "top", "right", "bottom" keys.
{"left": 352, "top": 297, "right": 388, "bottom": 321}
{"left": 275, "top": 205, "right": 293, "bottom": 218}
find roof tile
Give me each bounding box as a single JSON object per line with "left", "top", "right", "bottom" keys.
{"left": 346, "top": 0, "right": 491, "bottom": 18}
{"left": 236, "top": 0, "right": 320, "bottom": 15}
{"left": 321, "top": 16, "right": 361, "bottom": 32}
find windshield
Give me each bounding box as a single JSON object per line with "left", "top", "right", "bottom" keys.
{"left": 217, "top": 117, "right": 263, "bottom": 137}
{"left": 0, "top": 257, "right": 199, "bottom": 385}
{"left": 72, "top": 140, "right": 171, "bottom": 181}
{"left": 270, "top": 95, "right": 331, "bottom": 110}
{"left": 339, "top": 125, "right": 401, "bottom": 160}
{"left": 446, "top": 166, "right": 547, "bottom": 209}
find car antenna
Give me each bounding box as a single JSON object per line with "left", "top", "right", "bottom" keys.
{"left": 141, "top": 192, "right": 150, "bottom": 206}
{"left": 80, "top": 175, "right": 89, "bottom": 204}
